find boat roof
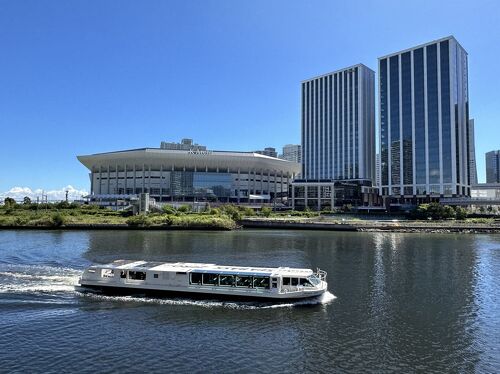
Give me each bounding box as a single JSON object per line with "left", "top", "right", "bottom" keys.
{"left": 91, "top": 260, "right": 314, "bottom": 277}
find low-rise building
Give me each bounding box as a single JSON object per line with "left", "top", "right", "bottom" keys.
{"left": 77, "top": 143, "right": 300, "bottom": 204}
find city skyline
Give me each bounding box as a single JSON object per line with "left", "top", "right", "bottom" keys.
{"left": 1, "top": 1, "right": 499, "bottom": 197}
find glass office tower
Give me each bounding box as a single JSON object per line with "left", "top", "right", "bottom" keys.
{"left": 301, "top": 64, "right": 375, "bottom": 182}
{"left": 379, "top": 36, "right": 471, "bottom": 202}
{"left": 486, "top": 150, "right": 500, "bottom": 183}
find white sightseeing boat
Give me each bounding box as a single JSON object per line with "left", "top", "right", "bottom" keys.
{"left": 77, "top": 260, "right": 328, "bottom": 301}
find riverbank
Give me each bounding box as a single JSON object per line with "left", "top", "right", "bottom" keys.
{"left": 1, "top": 203, "right": 499, "bottom": 233}
{"left": 2, "top": 217, "right": 499, "bottom": 234}
{"left": 240, "top": 217, "right": 500, "bottom": 234}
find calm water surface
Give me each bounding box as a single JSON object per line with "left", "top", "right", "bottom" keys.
{"left": 0, "top": 229, "right": 499, "bottom": 373}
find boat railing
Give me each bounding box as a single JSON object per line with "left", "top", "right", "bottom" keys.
{"left": 315, "top": 268, "right": 327, "bottom": 281}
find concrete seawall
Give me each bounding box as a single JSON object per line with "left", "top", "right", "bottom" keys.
{"left": 240, "top": 219, "right": 500, "bottom": 234}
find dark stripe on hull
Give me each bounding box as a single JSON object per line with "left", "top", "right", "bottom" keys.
{"left": 78, "top": 284, "right": 321, "bottom": 303}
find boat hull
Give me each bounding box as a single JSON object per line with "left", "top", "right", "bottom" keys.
{"left": 76, "top": 283, "right": 326, "bottom": 302}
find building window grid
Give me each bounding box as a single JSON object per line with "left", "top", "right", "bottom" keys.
{"left": 440, "top": 40, "right": 452, "bottom": 184}
{"left": 390, "top": 55, "right": 401, "bottom": 187}
{"left": 426, "top": 43, "right": 440, "bottom": 184}
{"left": 380, "top": 59, "right": 388, "bottom": 187}
{"left": 401, "top": 51, "right": 413, "bottom": 186}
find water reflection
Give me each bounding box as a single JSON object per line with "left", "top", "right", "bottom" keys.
{"left": 0, "top": 229, "right": 498, "bottom": 372}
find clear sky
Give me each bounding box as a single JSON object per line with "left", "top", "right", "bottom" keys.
{"left": 1, "top": 0, "right": 499, "bottom": 199}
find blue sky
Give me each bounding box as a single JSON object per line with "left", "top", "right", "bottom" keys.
{"left": 1, "top": 0, "right": 499, "bottom": 197}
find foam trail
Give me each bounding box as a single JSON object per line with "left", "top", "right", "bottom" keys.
{"left": 78, "top": 291, "right": 336, "bottom": 310}
{"left": 0, "top": 265, "right": 80, "bottom": 295}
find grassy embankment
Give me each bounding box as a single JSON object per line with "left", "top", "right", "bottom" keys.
{"left": 2, "top": 200, "right": 495, "bottom": 231}
{"left": 0, "top": 202, "right": 317, "bottom": 230}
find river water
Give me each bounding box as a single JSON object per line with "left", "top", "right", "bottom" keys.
{"left": 0, "top": 229, "right": 499, "bottom": 373}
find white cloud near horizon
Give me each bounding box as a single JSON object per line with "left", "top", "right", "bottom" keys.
{"left": 0, "top": 185, "right": 89, "bottom": 202}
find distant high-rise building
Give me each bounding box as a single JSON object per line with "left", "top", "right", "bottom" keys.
{"left": 160, "top": 138, "right": 207, "bottom": 151}
{"left": 301, "top": 64, "right": 376, "bottom": 181}
{"left": 291, "top": 64, "right": 378, "bottom": 210}
{"left": 280, "top": 144, "right": 302, "bottom": 163}
{"left": 468, "top": 119, "right": 478, "bottom": 185}
{"left": 255, "top": 147, "right": 278, "bottom": 158}
{"left": 486, "top": 150, "right": 500, "bottom": 183}
{"left": 379, "top": 36, "right": 471, "bottom": 201}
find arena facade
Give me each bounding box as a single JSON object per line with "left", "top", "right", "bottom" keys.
{"left": 77, "top": 147, "right": 301, "bottom": 204}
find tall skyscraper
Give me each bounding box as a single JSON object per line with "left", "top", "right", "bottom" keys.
{"left": 301, "top": 64, "right": 375, "bottom": 182}
{"left": 280, "top": 144, "right": 302, "bottom": 163}
{"left": 468, "top": 119, "right": 478, "bottom": 185}
{"left": 291, "top": 64, "right": 377, "bottom": 210}
{"left": 379, "top": 36, "right": 471, "bottom": 201}
{"left": 486, "top": 150, "right": 500, "bottom": 183}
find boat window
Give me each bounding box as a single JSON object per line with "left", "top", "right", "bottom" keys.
{"left": 282, "top": 277, "right": 290, "bottom": 286}
{"left": 101, "top": 269, "right": 114, "bottom": 278}
{"left": 219, "top": 275, "right": 234, "bottom": 286}
{"left": 253, "top": 277, "right": 270, "bottom": 289}
{"left": 236, "top": 276, "right": 252, "bottom": 288}
{"left": 202, "top": 273, "right": 218, "bottom": 285}
{"left": 291, "top": 278, "right": 299, "bottom": 286}
{"left": 190, "top": 273, "right": 202, "bottom": 284}
{"left": 307, "top": 275, "right": 321, "bottom": 286}
{"left": 153, "top": 274, "right": 159, "bottom": 279}
{"left": 128, "top": 271, "right": 146, "bottom": 280}
{"left": 120, "top": 271, "right": 127, "bottom": 278}
{"left": 176, "top": 272, "right": 187, "bottom": 275}
{"left": 299, "top": 278, "right": 313, "bottom": 287}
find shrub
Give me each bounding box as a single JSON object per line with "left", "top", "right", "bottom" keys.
{"left": 177, "top": 205, "right": 192, "bottom": 213}
{"left": 14, "top": 216, "right": 29, "bottom": 226}
{"left": 55, "top": 201, "right": 71, "bottom": 209}
{"left": 51, "top": 212, "right": 66, "bottom": 227}
{"left": 241, "top": 207, "right": 255, "bottom": 217}
{"left": 260, "top": 206, "right": 272, "bottom": 217}
{"left": 342, "top": 204, "right": 352, "bottom": 213}
{"left": 220, "top": 204, "right": 242, "bottom": 221}
{"left": 162, "top": 205, "right": 177, "bottom": 215}
{"left": 411, "top": 203, "right": 459, "bottom": 220}
{"left": 209, "top": 208, "right": 221, "bottom": 215}
{"left": 126, "top": 214, "right": 151, "bottom": 227}
{"left": 170, "top": 214, "right": 236, "bottom": 230}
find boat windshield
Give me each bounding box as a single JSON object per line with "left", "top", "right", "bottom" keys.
{"left": 307, "top": 275, "right": 321, "bottom": 286}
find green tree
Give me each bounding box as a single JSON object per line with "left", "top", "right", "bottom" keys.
{"left": 454, "top": 206, "right": 468, "bottom": 220}
{"left": 23, "top": 196, "right": 32, "bottom": 205}
{"left": 4, "top": 197, "right": 16, "bottom": 207}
